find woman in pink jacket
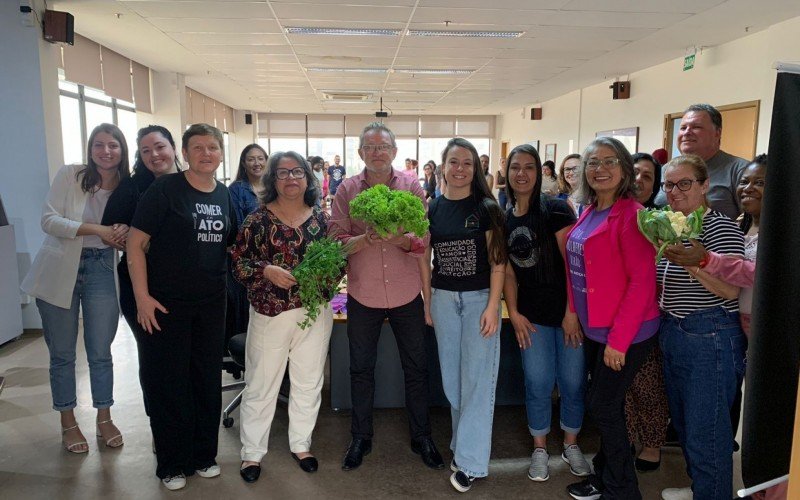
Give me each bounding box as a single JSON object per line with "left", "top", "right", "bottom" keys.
{"left": 564, "top": 137, "right": 660, "bottom": 500}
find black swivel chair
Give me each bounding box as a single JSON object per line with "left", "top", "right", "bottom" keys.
{"left": 222, "top": 333, "right": 247, "bottom": 428}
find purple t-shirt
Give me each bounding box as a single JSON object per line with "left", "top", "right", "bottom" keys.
{"left": 567, "top": 207, "right": 658, "bottom": 346}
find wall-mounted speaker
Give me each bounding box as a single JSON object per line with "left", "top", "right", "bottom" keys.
{"left": 245, "top": 113, "right": 253, "bottom": 125}
{"left": 530, "top": 108, "right": 542, "bottom": 120}
{"left": 610, "top": 81, "right": 631, "bottom": 100}
{"left": 43, "top": 10, "right": 74, "bottom": 45}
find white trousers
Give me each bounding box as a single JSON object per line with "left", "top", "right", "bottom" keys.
{"left": 240, "top": 305, "right": 333, "bottom": 462}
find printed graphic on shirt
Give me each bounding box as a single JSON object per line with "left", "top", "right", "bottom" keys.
{"left": 331, "top": 169, "right": 343, "bottom": 182}
{"left": 433, "top": 238, "right": 478, "bottom": 277}
{"left": 508, "top": 225, "right": 540, "bottom": 268}
{"left": 464, "top": 213, "right": 480, "bottom": 229}
{"left": 194, "top": 202, "right": 226, "bottom": 242}
{"left": 566, "top": 226, "right": 587, "bottom": 290}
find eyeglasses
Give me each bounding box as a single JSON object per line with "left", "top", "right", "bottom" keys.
{"left": 585, "top": 158, "right": 621, "bottom": 170}
{"left": 275, "top": 167, "right": 306, "bottom": 180}
{"left": 661, "top": 179, "right": 700, "bottom": 192}
{"left": 360, "top": 144, "right": 394, "bottom": 153}
{"left": 564, "top": 166, "right": 579, "bottom": 173}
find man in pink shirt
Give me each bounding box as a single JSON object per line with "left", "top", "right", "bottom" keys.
{"left": 329, "top": 122, "right": 444, "bottom": 472}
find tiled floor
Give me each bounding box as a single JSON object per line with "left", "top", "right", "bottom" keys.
{"left": 0, "top": 324, "right": 744, "bottom": 499}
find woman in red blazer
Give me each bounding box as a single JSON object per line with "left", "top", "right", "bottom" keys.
{"left": 564, "top": 137, "right": 660, "bottom": 500}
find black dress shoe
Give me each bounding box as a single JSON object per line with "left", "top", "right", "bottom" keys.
{"left": 411, "top": 437, "right": 444, "bottom": 470}
{"left": 292, "top": 453, "right": 319, "bottom": 473}
{"left": 342, "top": 438, "right": 372, "bottom": 471}
{"left": 635, "top": 456, "right": 661, "bottom": 472}
{"left": 240, "top": 463, "right": 261, "bottom": 483}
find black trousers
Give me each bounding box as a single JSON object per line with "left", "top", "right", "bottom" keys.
{"left": 584, "top": 335, "right": 656, "bottom": 500}
{"left": 118, "top": 262, "right": 153, "bottom": 417}
{"left": 138, "top": 293, "right": 225, "bottom": 479}
{"left": 347, "top": 294, "right": 431, "bottom": 440}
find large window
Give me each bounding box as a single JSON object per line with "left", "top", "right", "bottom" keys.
{"left": 268, "top": 137, "right": 306, "bottom": 157}
{"left": 394, "top": 139, "right": 418, "bottom": 174}
{"left": 308, "top": 137, "right": 344, "bottom": 165}
{"left": 418, "top": 138, "right": 450, "bottom": 167}
{"left": 58, "top": 74, "right": 137, "bottom": 165}
{"left": 260, "top": 114, "right": 494, "bottom": 177}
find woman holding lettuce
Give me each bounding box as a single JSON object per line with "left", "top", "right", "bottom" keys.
{"left": 657, "top": 154, "right": 747, "bottom": 500}
{"left": 563, "top": 137, "right": 660, "bottom": 500}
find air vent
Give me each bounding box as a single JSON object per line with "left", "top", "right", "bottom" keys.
{"left": 322, "top": 91, "right": 374, "bottom": 101}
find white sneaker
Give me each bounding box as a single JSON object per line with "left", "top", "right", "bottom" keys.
{"left": 661, "top": 487, "right": 692, "bottom": 500}
{"left": 527, "top": 448, "right": 550, "bottom": 481}
{"left": 162, "top": 474, "right": 186, "bottom": 491}
{"left": 196, "top": 464, "right": 221, "bottom": 478}
{"left": 562, "top": 444, "right": 592, "bottom": 477}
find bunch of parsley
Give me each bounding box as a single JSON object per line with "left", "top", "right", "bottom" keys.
{"left": 349, "top": 184, "right": 429, "bottom": 238}
{"left": 292, "top": 237, "right": 347, "bottom": 329}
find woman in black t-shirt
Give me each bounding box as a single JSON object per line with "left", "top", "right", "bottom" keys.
{"left": 102, "top": 125, "right": 181, "bottom": 420}
{"left": 127, "top": 124, "right": 237, "bottom": 491}
{"left": 501, "top": 144, "right": 591, "bottom": 483}
{"left": 420, "top": 138, "right": 507, "bottom": 493}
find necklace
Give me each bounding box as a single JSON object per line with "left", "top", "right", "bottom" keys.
{"left": 270, "top": 203, "right": 310, "bottom": 228}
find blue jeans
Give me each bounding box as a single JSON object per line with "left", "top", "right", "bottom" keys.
{"left": 498, "top": 190, "right": 508, "bottom": 211}
{"left": 521, "top": 323, "right": 585, "bottom": 436}
{"left": 37, "top": 248, "right": 119, "bottom": 411}
{"left": 660, "top": 307, "right": 745, "bottom": 500}
{"left": 431, "top": 288, "right": 500, "bottom": 477}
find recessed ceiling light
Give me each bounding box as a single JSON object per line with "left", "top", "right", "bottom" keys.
{"left": 306, "top": 67, "right": 388, "bottom": 73}
{"left": 407, "top": 29, "right": 523, "bottom": 38}
{"left": 286, "top": 27, "right": 401, "bottom": 36}
{"left": 395, "top": 68, "right": 473, "bottom": 75}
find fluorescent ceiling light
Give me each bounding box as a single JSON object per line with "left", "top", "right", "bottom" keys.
{"left": 407, "top": 29, "right": 523, "bottom": 38}
{"left": 306, "top": 67, "right": 388, "bottom": 73}
{"left": 286, "top": 27, "right": 400, "bottom": 36}
{"left": 395, "top": 68, "right": 473, "bottom": 75}
{"left": 388, "top": 90, "right": 448, "bottom": 94}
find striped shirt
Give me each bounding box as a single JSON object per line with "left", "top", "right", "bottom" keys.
{"left": 656, "top": 209, "right": 744, "bottom": 318}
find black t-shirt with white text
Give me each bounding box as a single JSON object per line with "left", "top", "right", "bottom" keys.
{"left": 506, "top": 197, "right": 575, "bottom": 327}
{"left": 131, "top": 172, "right": 237, "bottom": 303}
{"left": 429, "top": 196, "right": 491, "bottom": 292}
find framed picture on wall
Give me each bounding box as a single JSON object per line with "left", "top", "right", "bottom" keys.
{"left": 544, "top": 143, "right": 556, "bottom": 163}
{"left": 596, "top": 127, "right": 639, "bottom": 154}
{"left": 528, "top": 140, "right": 540, "bottom": 153}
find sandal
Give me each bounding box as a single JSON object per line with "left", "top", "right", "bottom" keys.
{"left": 62, "top": 424, "right": 89, "bottom": 454}
{"left": 96, "top": 419, "right": 124, "bottom": 448}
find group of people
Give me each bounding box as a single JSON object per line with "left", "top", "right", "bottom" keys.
{"left": 21, "top": 101, "right": 777, "bottom": 498}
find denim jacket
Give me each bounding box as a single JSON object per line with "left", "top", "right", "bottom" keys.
{"left": 229, "top": 180, "right": 261, "bottom": 226}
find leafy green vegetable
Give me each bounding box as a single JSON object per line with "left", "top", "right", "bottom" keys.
{"left": 292, "top": 237, "right": 347, "bottom": 329}
{"left": 349, "top": 184, "right": 429, "bottom": 237}
{"left": 637, "top": 206, "right": 705, "bottom": 262}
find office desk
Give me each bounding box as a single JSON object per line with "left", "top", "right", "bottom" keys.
{"left": 329, "top": 309, "right": 525, "bottom": 411}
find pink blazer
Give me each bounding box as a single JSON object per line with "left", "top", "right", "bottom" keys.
{"left": 565, "top": 196, "right": 660, "bottom": 353}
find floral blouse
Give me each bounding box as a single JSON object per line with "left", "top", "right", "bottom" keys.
{"left": 232, "top": 205, "right": 328, "bottom": 317}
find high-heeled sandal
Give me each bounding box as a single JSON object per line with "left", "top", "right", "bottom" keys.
{"left": 62, "top": 424, "right": 89, "bottom": 454}
{"left": 96, "top": 419, "right": 124, "bottom": 448}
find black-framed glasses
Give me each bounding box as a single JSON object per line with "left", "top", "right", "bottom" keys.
{"left": 662, "top": 179, "right": 700, "bottom": 192}
{"left": 563, "top": 166, "right": 579, "bottom": 173}
{"left": 275, "top": 167, "right": 306, "bottom": 180}
{"left": 360, "top": 144, "right": 394, "bottom": 153}
{"left": 585, "top": 158, "right": 620, "bottom": 170}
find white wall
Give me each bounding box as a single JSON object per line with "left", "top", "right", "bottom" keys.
{"left": 136, "top": 70, "right": 185, "bottom": 141}
{"left": 0, "top": 0, "right": 64, "bottom": 328}
{"left": 497, "top": 15, "right": 800, "bottom": 163}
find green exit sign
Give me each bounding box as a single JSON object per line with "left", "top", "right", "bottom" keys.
{"left": 684, "top": 54, "right": 696, "bottom": 71}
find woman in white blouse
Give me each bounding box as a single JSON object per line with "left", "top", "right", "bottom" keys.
{"left": 22, "top": 123, "right": 130, "bottom": 453}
